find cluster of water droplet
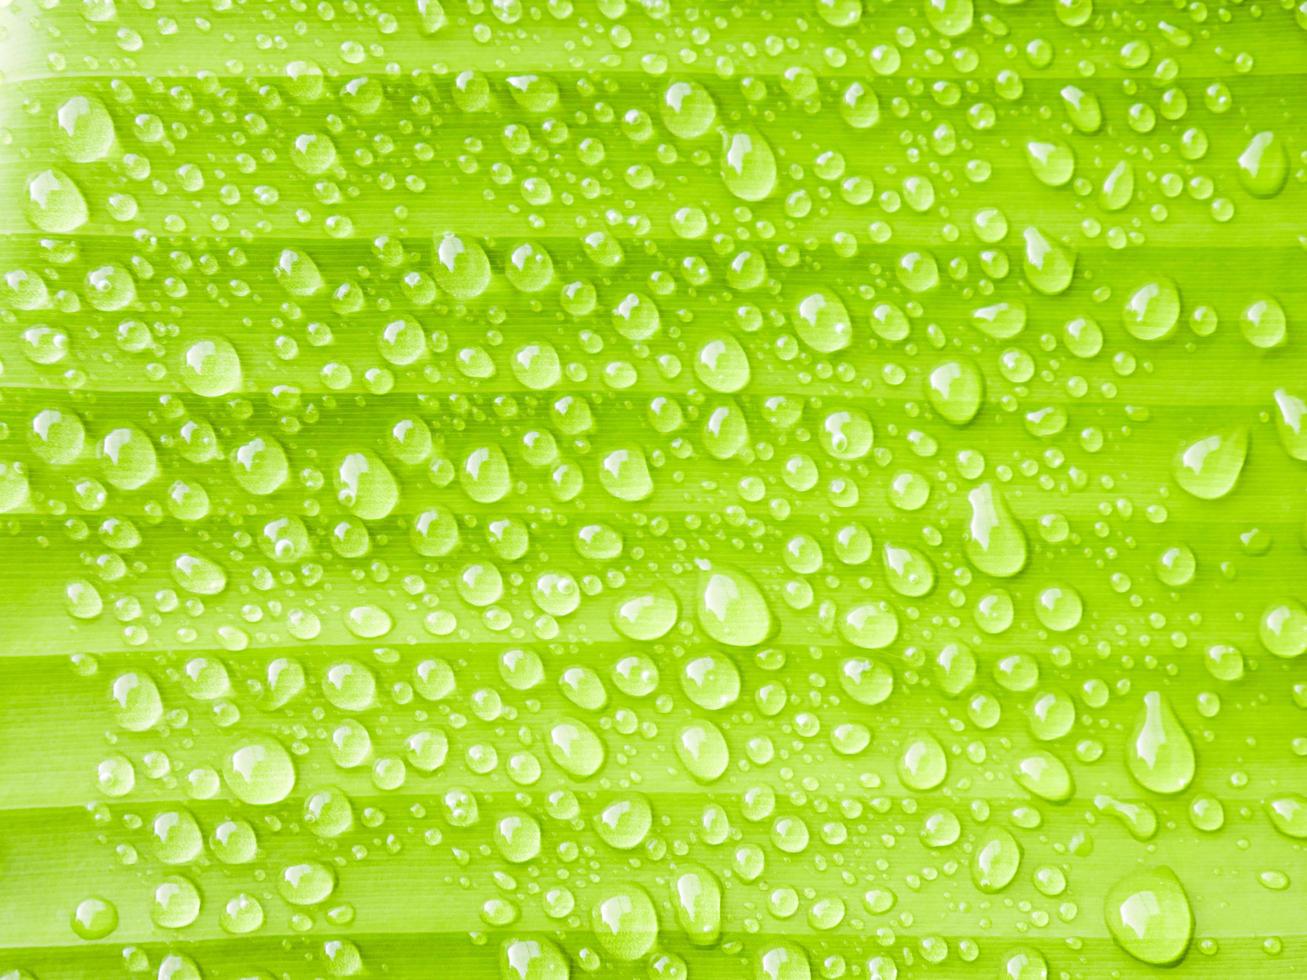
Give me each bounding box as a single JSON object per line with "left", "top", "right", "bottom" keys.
{"left": 0, "top": 0, "right": 1305, "bottom": 977}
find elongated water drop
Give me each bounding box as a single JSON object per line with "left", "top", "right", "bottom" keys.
{"left": 611, "top": 585, "right": 678, "bottom": 641}
{"left": 590, "top": 885, "right": 658, "bottom": 961}
{"left": 1100, "top": 159, "right": 1135, "bottom": 210}
{"left": 696, "top": 561, "right": 772, "bottom": 647}
{"left": 720, "top": 128, "right": 776, "bottom": 201}
{"left": 1267, "top": 795, "right": 1307, "bottom": 839}
{"left": 1126, "top": 691, "right": 1195, "bottom": 795}
{"left": 670, "top": 864, "right": 722, "bottom": 946}
{"left": 1022, "top": 227, "right": 1075, "bottom": 295}
{"left": 547, "top": 718, "right": 605, "bottom": 778}
{"left": 972, "top": 828, "right": 1021, "bottom": 892}
{"left": 927, "top": 359, "right": 984, "bottom": 423}
{"left": 336, "top": 450, "right": 400, "bottom": 520}
{"left": 795, "top": 289, "right": 853, "bottom": 353}
{"left": 675, "top": 720, "right": 730, "bottom": 782}
{"left": 434, "top": 232, "right": 492, "bottom": 299}
{"left": 965, "top": 483, "right": 1028, "bottom": 578}
{"left": 1237, "top": 130, "right": 1288, "bottom": 198}
{"left": 1059, "top": 85, "right": 1101, "bottom": 132}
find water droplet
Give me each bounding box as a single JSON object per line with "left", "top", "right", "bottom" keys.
{"left": 224, "top": 737, "right": 296, "bottom": 805}
{"left": 696, "top": 561, "right": 772, "bottom": 647}
{"left": 1126, "top": 692, "right": 1195, "bottom": 794}
{"left": 1104, "top": 866, "right": 1193, "bottom": 966}
{"left": 1173, "top": 428, "right": 1247, "bottom": 500}
{"left": 965, "top": 483, "right": 1028, "bottom": 578}
{"left": 1237, "top": 131, "right": 1288, "bottom": 198}
{"left": 720, "top": 128, "right": 777, "bottom": 201}
{"left": 590, "top": 884, "right": 658, "bottom": 961}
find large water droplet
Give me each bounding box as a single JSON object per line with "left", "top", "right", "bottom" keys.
{"left": 590, "top": 885, "right": 658, "bottom": 961}
{"left": 1236, "top": 130, "right": 1288, "bottom": 198}
{"left": 696, "top": 561, "right": 772, "bottom": 647}
{"left": 434, "top": 232, "right": 492, "bottom": 299}
{"left": 55, "top": 95, "right": 116, "bottom": 162}
{"left": 1104, "top": 866, "right": 1193, "bottom": 966}
{"left": 223, "top": 737, "right": 296, "bottom": 805}
{"left": 1122, "top": 279, "right": 1180, "bottom": 341}
{"left": 795, "top": 289, "right": 853, "bottom": 353}
{"left": 927, "top": 358, "right": 984, "bottom": 424}
{"left": 670, "top": 864, "right": 722, "bottom": 946}
{"left": 1172, "top": 428, "right": 1247, "bottom": 500}
{"left": 1126, "top": 691, "right": 1196, "bottom": 794}
{"left": 965, "top": 483, "right": 1028, "bottom": 578}
{"left": 720, "top": 128, "right": 777, "bottom": 201}
{"left": 25, "top": 169, "right": 88, "bottom": 232}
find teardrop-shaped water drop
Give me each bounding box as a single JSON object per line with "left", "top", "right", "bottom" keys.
{"left": 1271, "top": 389, "right": 1307, "bottom": 460}
{"left": 971, "top": 828, "right": 1022, "bottom": 893}
{"left": 335, "top": 450, "right": 400, "bottom": 520}
{"left": 274, "top": 247, "right": 323, "bottom": 297}
{"left": 965, "top": 482, "right": 1028, "bottom": 578}
{"left": 928, "top": 358, "right": 984, "bottom": 424}
{"left": 1059, "top": 85, "right": 1101, "bottom": 132}
{"left": 1236, "top": 130, "right": 1288, "bottom": 198}
{"left": 1126, "top": 691, "right": 1195, "bottom": 795}
{"left": 590, "top": 885, "right": 658, "bottom": 962}
{"left": 881, "top": 542, "right": 935, "bottom": 597}
{"left": 696, "top": 561, "right": 772, "bottom": 647}
{"left": 1122, "top": 279, "right": 1180, "bottom": 341}
{"left": 1024, "top": 140, "right": 1075, "bottom": 187}
{"left": 25, "top": 169, "right": 88, "bottom": 233}
{"left": 897, "top": 733, "right": 947, "bottom": 790}
{"left": 1013, "top": 750, "right": 1074, "bottom": 802}
{"left": 55, "top": 95, "right": 116, "bottom": 162}
{"left": 795, "top": 289, "right": 853, "bottom": 353}
{"left": 661, "top": 80, "right": 717, "bottom": 139}
{"left": 1100, "top": 159, "right": 1134, "bottom": 211}
{"left": 1172, "top": 428, "right": 1247, "bottom": 500}
{"left": 434, "top": 232, "right": 492, "bottom": 299}
{"left": 720, "top": 128, "right": 776, "bottom": 201}
{"left": 1267, "top": 795, "right": 1307, "bottom": 839}
{"left": 669, "top": 864, "right": 722, "bottom": 946}
{"left": 1022, "top": 227, "right": 1075, "bottom": 295}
